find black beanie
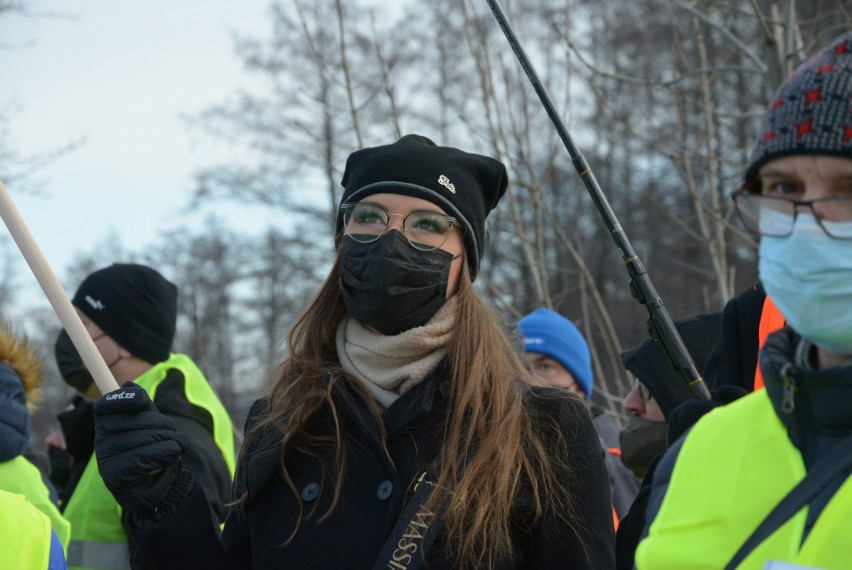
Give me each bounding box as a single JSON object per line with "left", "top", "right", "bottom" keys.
{"left": 336, "top": 134, "right": 508, "bottom": 279}
{"left": 71, "top": 263, "right": 178, "bottom": 364}
{"left": 745, "top": 32, "right": 852, "bottom": 185}
{"left": 620, "top": 312, "right": 722, "bottom": 419}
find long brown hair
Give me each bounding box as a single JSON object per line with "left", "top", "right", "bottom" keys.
{"left": 244, "top": 253, "right": 575, "bottom": 566}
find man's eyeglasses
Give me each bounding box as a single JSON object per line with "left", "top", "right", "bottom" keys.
{"left": 635, "top": 380, "right": 652, "bottom": 402}
{"left": 732, "top": 189, "right": 852, "bottom": 240}
{"left": 340, "top": 202, "right": 459, "bottom": 251}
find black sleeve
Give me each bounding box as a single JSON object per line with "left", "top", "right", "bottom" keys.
{"left": 614, "top": 453, "right": 662, "bottom": 570}
{"left": 525, "top": 390, "right": 616, "bottom": 569}
{"left": 127, "top": 471, "right": 241, "bottom": 570}
{"left": 152, "top": 369, "right": 232, "bottom": 524}
{"left": 704, "top": 283, "right": 765, "bottom": 392}
{"left": 124, "top": 400, "right": 268, "bottom": 569}
{"left": 639, "top": 431, "right": 688, "bottom": 542}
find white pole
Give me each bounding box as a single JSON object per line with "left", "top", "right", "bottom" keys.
{"left": 0, "top": 180, "right": 119, "bottom": 395}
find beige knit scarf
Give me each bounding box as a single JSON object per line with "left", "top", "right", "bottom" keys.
{"left": 335, "top": 297, "right": 457, "bottom": 409}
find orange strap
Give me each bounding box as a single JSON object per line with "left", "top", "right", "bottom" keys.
{"left": 753, "top": 295, "right": 786, "bottom": 391}
{"left": 613, "top": 505, "right": 619, "bottom": 531}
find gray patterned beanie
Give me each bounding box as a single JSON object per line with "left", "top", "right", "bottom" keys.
{"left": 744, "top": 33, "right": 852, "bottom": 185}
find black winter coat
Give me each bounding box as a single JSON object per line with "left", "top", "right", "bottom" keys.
{"left": 126, "top": 365, "right": 615, "bottom": 569}
{"left": 704, "top": 282, "right": 766, "bottom": 392}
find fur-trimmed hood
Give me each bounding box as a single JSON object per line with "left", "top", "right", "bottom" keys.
{"left": 0, "top": 325, "right": 44, "bottom": 410}
{"left": 0, "top": 325, "right": 45, "bottom": 461}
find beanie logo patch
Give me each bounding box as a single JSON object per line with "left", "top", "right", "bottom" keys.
{"left": 84, "top": 295, "right": 106, "bottom": 311}
{"left": 438, "top": 175, "right": 456, "bottom": 194}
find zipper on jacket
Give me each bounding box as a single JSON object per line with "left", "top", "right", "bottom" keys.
{"left": 779, "top": 363, "right": 797, "bottom": 414}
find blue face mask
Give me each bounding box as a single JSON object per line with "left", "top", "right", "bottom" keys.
{"left": 759, "top": 215, "right": 852, "bottom": 356}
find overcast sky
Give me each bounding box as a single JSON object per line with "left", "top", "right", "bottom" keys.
{"left": 1, "top": 1, "right": 277, "bottom": 286}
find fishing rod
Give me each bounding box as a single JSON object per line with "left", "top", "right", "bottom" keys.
{"left": 484, "top": 0, "right": 710, "bottom": 400}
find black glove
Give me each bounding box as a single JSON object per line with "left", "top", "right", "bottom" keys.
{"left": 94, "top": 382, "right": 190, "bottom": 515}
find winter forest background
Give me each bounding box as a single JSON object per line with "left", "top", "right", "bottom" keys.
{"left": 1, "top": 0, "right": 850, "bottom": 445}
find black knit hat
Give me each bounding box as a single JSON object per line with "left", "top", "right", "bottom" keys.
{"left": 745, "top": 32, "right": 852, "bottom": 185}
{"left": 71, "top": 263, "right": 178, "bottom": 364}
{"left": 336, "top": 134, "right": 508, "bottom": 279}
{"left": 620, "top": 312, "right": 722, "bottom": 419}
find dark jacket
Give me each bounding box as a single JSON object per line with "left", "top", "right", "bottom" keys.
{"left": 644, "top": 326, "right": 852, "bottom": 540}
{"left": 0, "top": 362, "right": 30, "bottom": 462}
{"left": 59, "top": 367, "right": 232, "bottom": 523}
{"left": 614, "top": 453, "right": 661, "bottom": 570}
{"left": 703, "top": 282, "right": 766, "bottom": 392}
{"left": 125, "top": 365, "right": 616, "bottom": 569}
{"left": 0, "top": 363, "right": 58, "bottom": 503}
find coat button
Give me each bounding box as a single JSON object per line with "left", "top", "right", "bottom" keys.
{"left": 301, "top": 482, "right": 320, "bottom": 502}
{"left": 376, "top": 480, "right": 394, "bottom": 501}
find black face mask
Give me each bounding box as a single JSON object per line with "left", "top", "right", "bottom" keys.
{"left": 619, "top": 415, "right": 669, "bottom": 479}
{"left": 55, "top": 329, "right": 94, "bottom": 395}
{"left": 339, "top": 231, "right": 454, "bottom": 335}
{"left": 47, "top": 446, "right": 72, "bottom": 491}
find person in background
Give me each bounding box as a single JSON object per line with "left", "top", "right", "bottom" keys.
{"left": 0, "top": 324, "right": 71, "bottom": 550}
{"left": 0, "top": 489, "right": 67, "bottom": 570}
{"left": 57, "top": 263, "right": 236, "bottom": 570}
{"left": 519, "top": 307, "right": 639, "bottom": 524}
{"left": 48, "top": 329, "right": 104, "bottom": 503}
{"left": 89, "top": 134, "right": 615, "bottom": 569}
{"left": 637, "top": 32, "right": 852, "bottom": 569}
{"left": 618, "top": 312, "right": 723, "bottom": 479}
{"left": 615, "top": 311, "right": 747, "bottom": 570}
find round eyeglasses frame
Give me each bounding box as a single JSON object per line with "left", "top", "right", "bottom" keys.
{"left": 340, "top": 202, "right": 460, "bottom": 251}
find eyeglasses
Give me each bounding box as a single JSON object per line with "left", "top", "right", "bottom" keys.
{"left": 340, "top": 202, "right": 459, "bottom": 251}
{"left": 732, "top": 189, "right": 852, "bottom": 240}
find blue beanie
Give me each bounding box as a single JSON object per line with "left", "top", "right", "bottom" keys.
{"left": 519, "top": 308, "right": 594, "bottom": 398}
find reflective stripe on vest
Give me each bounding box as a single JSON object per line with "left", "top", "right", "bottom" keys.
{"left": 64, "top": 454, "right": 126, "bottom": 570}
{"left": 0, "top": 454, "right": 71, "bottom": 550}
{"left": 141, "top": 353, "right": 236, "bottom": 475}
{"left": 753, "top": 295, "right": 785, "bottom": 391}
{"left": 636, "top": 390, "right": 852, "bottom": 569}
{"left": 67, "top": 540, "right": 130, "bottom": 570}
{"left": 0, "top": 490, "right": 53, "bottom": 570}
{"left": 64, "top": 353, "right": 236, "bottom": 570}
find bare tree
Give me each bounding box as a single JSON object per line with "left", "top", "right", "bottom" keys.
{"left": 184, "top": 0, "right": 416, "bottom": 235}
{"left": 241, "top": 226, "right": 333, "bottom": 386}
{"left": 179, "top": 0, "right": 849, "bottom": 416}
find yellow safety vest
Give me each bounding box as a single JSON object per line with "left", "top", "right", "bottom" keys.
{"left": 636, "top": 390, "right": 852, "bottom": 570}
{"left": 64, "top": 354, "right": 236, "bottom": 570}
{"left": 0, "top": 454, "right": 71, "bottom": 550}
{"left": 0, "top": 489, "right": 54, "bottom": 570}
